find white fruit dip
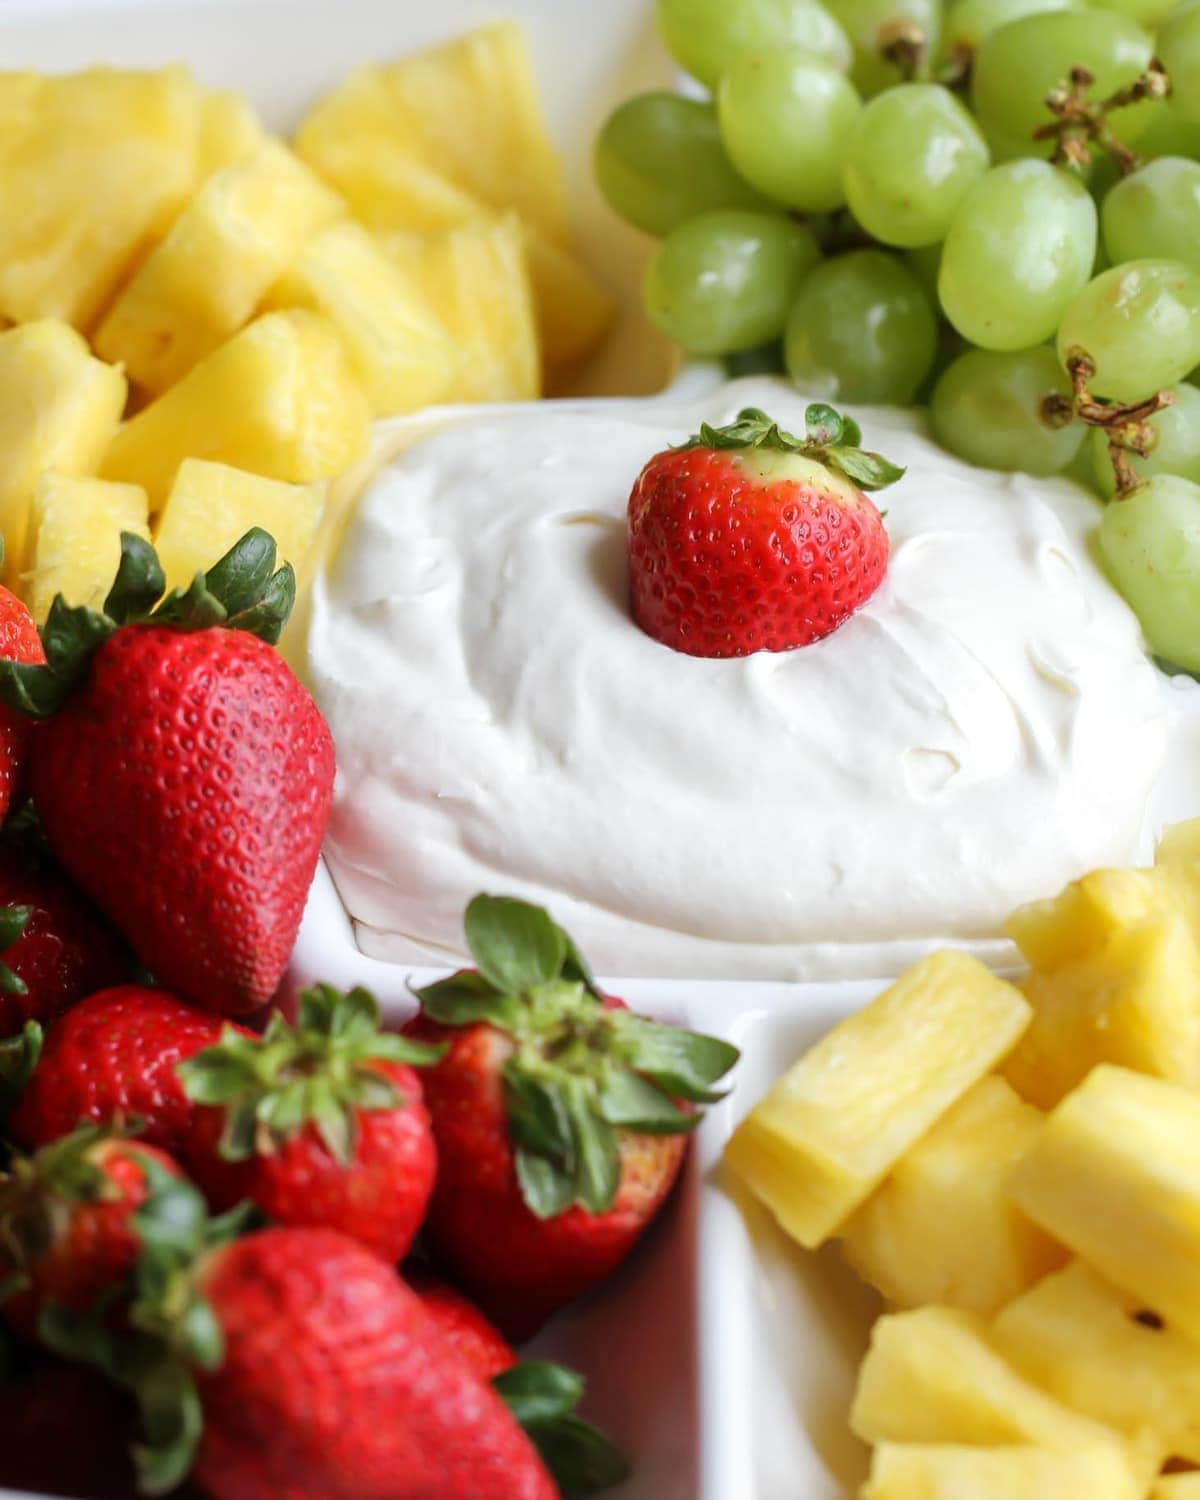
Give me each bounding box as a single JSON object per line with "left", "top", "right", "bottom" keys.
{"left": 305, "top": 376, "right": 1177, "bottom": 980}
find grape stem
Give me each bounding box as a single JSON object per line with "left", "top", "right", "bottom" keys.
{"left": 1041, "top": 349, "right": 1176, "bottom": 498}
{"left": 879, "top": 20, "right": 928, "bottom": 82}
{"left": 1032, "top": 61, "right": 1171, "bottom": 175}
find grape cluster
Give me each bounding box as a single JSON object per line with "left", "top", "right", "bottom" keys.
{"left": 594, "top": 0, "right": 1200, "bottom": 672}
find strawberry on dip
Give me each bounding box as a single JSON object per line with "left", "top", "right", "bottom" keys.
{"left": 627, "top": 403, "right": 903, "bottom": 657}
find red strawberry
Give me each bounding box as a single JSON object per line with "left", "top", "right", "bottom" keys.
{"left": 627, "top": 403, "right": 902, "bottom": 657}
{"left": 0, "top": 580, "right": 45, "bottom": 823}
{"left": 0, "top": 1125, "right": 185, "bottom": 1339}
{"left": 411, "top": 1274, "right": 518, "bottom": 1381}
{"left": 11, "top": 985, "right": 242, "bottom": 1153}
{"left": 0, "top": 836, "right": 128, "bottom": 1038}
{"left": 405, "top": 895, "right": 739, "bottom": 1339}
{"left": 178, "top": 984, "right": 440, "bottom": 1264}
{"left": 0, "top": 529, "right": 334, "bottom": 1017}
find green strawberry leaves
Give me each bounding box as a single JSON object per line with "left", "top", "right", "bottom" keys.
{"left": 494, "top": 1361, "right": 630, "bottom": 1496}
{"left": 0, "top": 904, "right": 31, "bottom": 997}
{"left": 414, "top": 895, "right": 739, "bottom": 1222}
{"left": 0, "top": 528, "right": 297, "bottom": 721}
{"left": 677, "top": 404, "right": 905, "bottom": 493}
{"left": 178, "top": 984, "right": 444, "bottom": 1167}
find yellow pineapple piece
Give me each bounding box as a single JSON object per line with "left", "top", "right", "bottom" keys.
{"left": 1158, "top": 819, "right": 1200, "bottom": 866}
{"left": 95, "top": 141, "right": 344, "bottom": 394}
{"left": 0, "top": 321, "right": 127, "bottom": 586}
{"left": 1010, "top": 1064, "right": 1200, "bottom": 1345}
{"left": 101, "top": 309, "right": 369, "bottom": 510}
{"left": 1006, "top": 867, "right": 1158, "bottom": 972}
{"left": 724, "top": 952, "right": 1031, "bottom": 1250}
{"left": 195, "top": 89, "right": 266, "bottom": 179}
{"left": 25, "top": 475, "right": 149, "bottom": 619}
{"left": 523, "top": 230, "right": 615, "bottom": 370}
{"left": 154, "top": 459, "right": 324, "bottom": 594}
{"left": 994, "top": 1259, "right": 1200, "bottom": 1463}
{"left": 0, "top": 67, "right": 197, "bottom": 329}
{"left": 1154, "top": 1477, "right": 1200, "bottom": 1498}
{"left": 380, "top": 218, "right": 540, "bottom": 404}
{"left": 862, "top": 1443, "right": 1148, "bottom": 1500}
{"left": 266, "top": 221, "right": 454, "bottom": 417}
{"left": 840, "top": 1077, "right": 1065, "bottom": 1316}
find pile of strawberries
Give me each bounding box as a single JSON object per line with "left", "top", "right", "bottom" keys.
{"left": 0, "top": 529, "right": 739, "bottom": 1500}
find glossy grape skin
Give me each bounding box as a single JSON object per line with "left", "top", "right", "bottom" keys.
{"left": 825, "top": 0, "right": 943, "bottom": 94}
{"left": 1099, "top": 475, "right": 1200, "bottom": 671}
{"left": 842, "top": 84, "right": 990, "bottom": 247}
{"left": 941, "top": 0, "right": 1081, "bottom": 60}
{"left": 1090, "top": 382, "right": 1200, "bottom": 496}
{"left": 904, "top": 242, "right": 942, "bottom": 303}
{"left": 1056, "top": 259, "right": 1200, "bottom": 402}
{"left": 784, "top": 249, "right": 937, "bottom": 403}
{"left": 656, "top": 0, "right": 852, "bottom": 87}
{"left": 645, "top": 212, "right": 821, "bottom": 356}
{"left": 594, "top": 94, "right": 771, "bottom": 237}
{"left": 938, "top": 160, "right": 1097, "bottom": 350}
{"left": 1135, "top": 100, "right": 1200, "bottom": 161}
{"left": 972, "top": 11, "right": 1155, "bottom": 157}
{"left": 931, "top": 346, "right": 1085, "bottom": 474}
{"left": 717, "top": 51, "right": 861, "bottom": 212}
{"left": 1159, "top": 6, "right": 1200, "bottom": 126}
{"left": 1102, "top": 158, "right": 1200, "bottom": 273}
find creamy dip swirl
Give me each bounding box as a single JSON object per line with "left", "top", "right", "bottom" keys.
{"left": 306, "top": 377, "right": 1168, "bottom": 980}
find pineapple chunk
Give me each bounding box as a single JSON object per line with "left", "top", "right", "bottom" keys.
{"left": 266, "top": 221, "right": 454, "bottom": 416}
{"left": 1157, "top": 819, "right": 1200, "bottom": 867}
{"left": 840, "top": 1077, "right": 1065, "bottom": 1316}
{"left": 195, "top": 89, "right": 265, "bottom": 179}
{"left": 380, "top": 218, "right": 540, "bottom": 403}
{"left": 1010, "top": 1064, "right": 1200, "bottom": 1345}
{"left": 724, "top": 952, "right": 1031, "bottom": 1249}
{"left": 862, "top": 1443, "right": 1148, "bottom": 1500}
{"left": 1154, "top": 1477, "right": 1200, "bottom": 1498}
{"left": 1006, "top": 867, "right": 1158, "bottom": 972}
{"left": 851, "top": 1305, "right": 1147, "bottom": 1460}
{"left": 0, "top": 67, "right": 197, "bottom": 329}
{"left": 295, "top": 23, "right": 568, "bottom": 244}
{"left": 994, "top": 1259, "right": 1200, "bottom": 1463}
{"left": 523, "top": 230, "right": 615, "bottom": 370}
{"left": 0, "top": 321, "right": 127, "bottom": 586}
{"left": 26, "top": 475, "right": 148, "bottom": 619}
{"left": 95, "top": 141, "right": 344, "bottom": 394}
{"left": 154, "top": 460, "right": 324, "bottom": 595}
{"left": 101, "top": 309, "right": 369, "bottom": 510}
{"left": 1006, "top": 910, "right": 1200, "bottom": 1108}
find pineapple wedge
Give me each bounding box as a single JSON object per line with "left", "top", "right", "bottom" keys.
{"left": 102, "top": 309, "right": 369, "bottom": 510}
{"left": 1010, "top": 1064, "right": 1200, "bottom": 1345}
{"left": 0, "top": 321, "right": 127, "bottom": 586}
{"left": 95, "top": 141, "right": 344, "bottom": 394}
{"left": 1154, "top": 1478, "right": 1200, "bottom": 1498}
{"left": 523, "top": 229, "right": 616, "bottom": 370}
{"left": 380, "top": 218, "right": 541, "bottom": 404}
{"left": 195, "top": 89, "right": 265, "bottom": 180}
{"left": 862, "top": 1443, "right": 1149, "bottom": 1500}
{"left": 840, "top": 1077, "right": 1065, "bottom": 1316}
{"left": 0, "top": 67, "right": 197, "bottom": 329}
{"left": 26, "top": 475, "right": 149, "bottom": 619}
{"left": 1006, "top": 867, "right": 1158, "bottom": 972}
{"left": 994, "top": 1259, "right": 1200, "bottom": 1463}
{"left": 724, "top": 952, "right": 1031, "bottom": 1249}
{"left": 1157, "top": 818, "right": 1200, "bottom": 867}
{"left": 154, "top": 460, "right": 324, "bottom": 595}
{"left": 266, "top": 221, "right": 454, "bottom": 416}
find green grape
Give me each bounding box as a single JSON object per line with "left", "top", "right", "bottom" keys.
{"left": 904, "top": 242, "right": 942, "bottom": 302}
{"left": 717, "top": 51, "right": 862, "bottom": 212}
{"left": 972, "top": 11, "right": 1155, "bottom": 157}
{"left": 645, "top": 212, "right": 821, "bottom": 355}
{"left": 594, "top": 94, "right": 771, "bottom": 237}
{"left": 1135, "top": 99, "right": 1200, "bottom": 160}
{"left": 784, "top": 249, "right": 937, "bottom": 402}
{"left": 1158, "top": 7, "right": 1200, "bottom": 126}
{"left": 824, "top": 0, "right": 943, "bottom": 94}
{"left": 941, "top": 0, "right": 1081, "bottom": 61}
{"left": 656, "top": 0, "right": 851, "bottom": 88}
{"left": 1099, "top": 474, "right": 1200, "bottom": 671}
{"left": 1090, "top": 382, "right": 1200, "bottom": 496}
{"left": 842, "top": 84, "right": 990, "bottom": 247}
{"left": 938, "top": 160, "right": 1097, "bottom": 350}
{"left": 930, "top": 346, "right": 1085, "bottom": 474}
{"left": 1102, "top": 157, "right": 1200, "bottom": 273}
{"left": 1056, "top": 259, "right": 1200, "bottom": 402}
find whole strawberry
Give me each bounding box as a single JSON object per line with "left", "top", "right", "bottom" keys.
{"left": 627, "top": 404, "right": 902, "bottom": 657}
{"left": 0, "top": 1125, "right": 186, "bottom": 1340}
{"left": 0, "top": 569, "right": 45, "bottom": 824}
{"left": 0, "top": 835, "right": 128, "bottom": 1039}
{"left": 0, "top": 529, "right": 334, "bottom": 1017}
{"left": 406, "top": 895, "right": 739, "bottom": 1339}
{"left": 411, "top": 1275, "right": 518, "bottom": 1381}
{"left": 178, "top": 984, "right": 441, "bottom": 1264}
{"left": 11, "top": 985, "right": 243, "bottom": 1154}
